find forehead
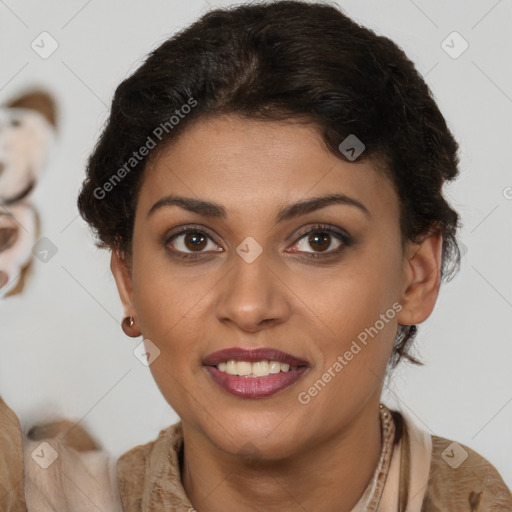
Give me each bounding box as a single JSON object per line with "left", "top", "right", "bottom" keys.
{"left": 138, "top": 115, "right": 398, "bottom": 221}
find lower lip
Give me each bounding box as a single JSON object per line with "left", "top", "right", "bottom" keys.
{"left": 204, "top": 366, "right": 308, "bottom": 398}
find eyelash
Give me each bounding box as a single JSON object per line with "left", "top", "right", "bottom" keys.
{"left": 164, "top": 224, "right": 352, "bottom": 261}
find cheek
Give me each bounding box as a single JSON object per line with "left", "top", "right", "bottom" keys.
{"left": 131, "top": 262, "right": 208, "bottom": 416}
{"left": 305, "top": 237, "right": 403, "bottom": 373}
{"left": 133, "top": 280, "right": 202, "bottom": 366}
{"left": 132, "top": 242, "right": 192, "bottom": 333}
{"left": 131, "top": 248, "right": 213, "bottom": 372}
{"left": 304, "top": 245, "right": 402, "bottom": 334}
{"left": 298, "top": 273, "right": 401, "bottom": 422}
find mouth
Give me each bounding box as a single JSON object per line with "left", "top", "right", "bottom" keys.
{"left": 202, "top": 347, "right": 309, "bottom": 398}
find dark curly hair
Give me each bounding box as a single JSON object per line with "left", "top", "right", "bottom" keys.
{"left": 77, "top": 0, "right": 462, "bottom": 369}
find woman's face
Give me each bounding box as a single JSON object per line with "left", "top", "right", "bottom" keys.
{"left": 114, "top": 114, "right": 439, "bottom": 459}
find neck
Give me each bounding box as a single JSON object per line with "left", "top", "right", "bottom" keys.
{"left": 181, "top": 399, "right": 383, "bottom": 512}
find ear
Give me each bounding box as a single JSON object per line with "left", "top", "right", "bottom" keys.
{"left": 396, "top": 230, "right": 443, "bottom": 326}
{"left": 110, "top": 249, "right": 136, "bottom": 319}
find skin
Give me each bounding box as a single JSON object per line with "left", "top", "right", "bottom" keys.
{"left": 111, "top": 114, "right": 442, "bottom": 512}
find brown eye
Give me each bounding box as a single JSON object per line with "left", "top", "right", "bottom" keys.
{"left": 184, "top": 231, "right": 208, "bottom": 251}
{"left": 166, "top": 227, "right": 221, "bottom": 258}
{"left": 308, "top": 232, "right": 331, "bottom": 252}
{"left": 289, "top": 224, "right": 352, "bottom": 258}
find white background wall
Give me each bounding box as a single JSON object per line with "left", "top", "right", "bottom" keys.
{"left": 1, "top": 0, "right": 511, "bottom": 488}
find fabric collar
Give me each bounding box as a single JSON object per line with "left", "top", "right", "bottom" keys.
{"left": 128, "top": 403, "right": 432, "bottom": 511}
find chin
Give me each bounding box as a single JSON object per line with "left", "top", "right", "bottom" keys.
{"left": 205, "top": 410, "right": 304, "bottom": 459}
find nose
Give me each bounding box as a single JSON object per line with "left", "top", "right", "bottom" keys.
{"left": 215, "top": 248, "right": 291, "bottom": 332}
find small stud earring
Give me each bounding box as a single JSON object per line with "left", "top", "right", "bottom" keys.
{"left": 122, "top": 316, "right": 138, "bottom": 337}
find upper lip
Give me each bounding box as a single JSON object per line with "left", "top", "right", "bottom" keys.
{"left": 203, "top": 347, "right": 309, "bottom": 367}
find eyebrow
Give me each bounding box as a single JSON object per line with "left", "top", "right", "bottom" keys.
{"left": 147, "top": 193, "right": 371, "bottom": 222}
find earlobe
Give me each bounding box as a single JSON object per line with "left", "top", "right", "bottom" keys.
{"left": 396, "top": 231, "right": 443, "bottom": 327}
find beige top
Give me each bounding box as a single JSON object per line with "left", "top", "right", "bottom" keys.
{"left": 1, "top": 396, "right": 511, "bottom": 511}
{"left": 115, "top": 404, "right": 512, "bottom": 511}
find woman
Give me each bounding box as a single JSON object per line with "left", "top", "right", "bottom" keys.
{"left": 1, "top": 1, "right": 511, "bottom": 510}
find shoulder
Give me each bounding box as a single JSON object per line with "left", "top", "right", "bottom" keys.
{"left": 0, "top": 396, "right": 27, "bottom": 511}
{"left": 117, "top": 420, "right": 183, "bottom": 475}
{"left": 421, "top": 434, "right": 512, "bottom": 511}
{"left": 116, "top": 438, "right": 156, "bottom": 510}
{"left": 116, "top": 421, "right": 184, "bottom": 510}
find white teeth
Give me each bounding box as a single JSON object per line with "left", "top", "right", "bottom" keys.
{"left": 226, "top": 360, "right": 238, "bottom": 375}
{"left": 236, "top": 361, "right": 252, "bottom": 376}
{"left": 269, "top": 361, "right": 281, "bottom": 374}
{"left": 215, "top": 360, "right": 298, "bottom": 377}
{"left": 252, "top": 361, "right": 269, "bottom": 377}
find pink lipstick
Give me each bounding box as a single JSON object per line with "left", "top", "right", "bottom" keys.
{"left": 203, "top": 347, "right": 309, "bottom": 398}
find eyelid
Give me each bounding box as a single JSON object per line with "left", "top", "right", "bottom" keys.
{"left": 286, "top": 224, "right": 352, "bottom": 256}
{"left": 164, "top": 223, "right": 351, "bottom": 258}
{"left": 164, "top": 224, "right": 222, "bottom": 251}
{"left": 292, "top": 224, "right": 351, "bottom": 243}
